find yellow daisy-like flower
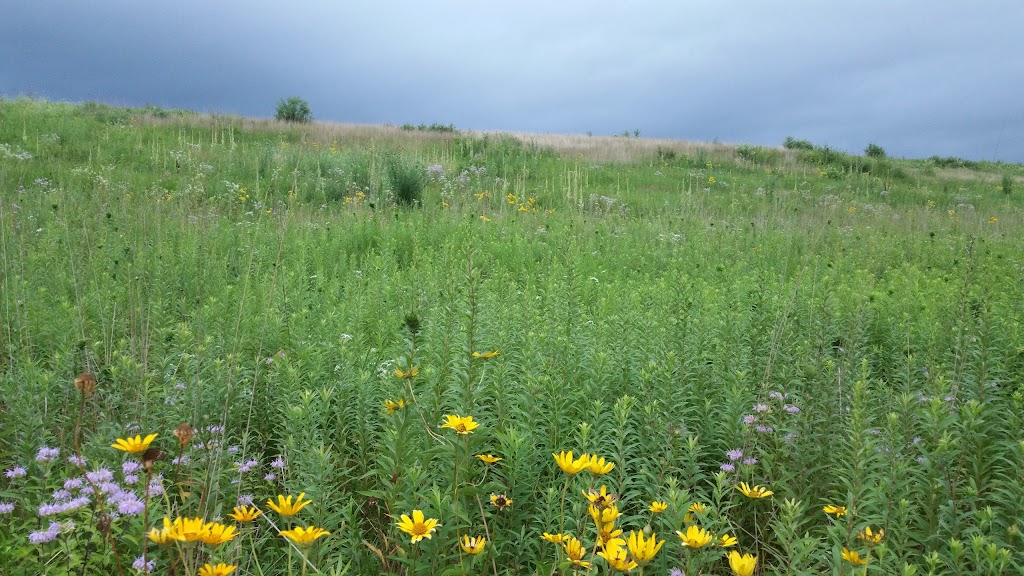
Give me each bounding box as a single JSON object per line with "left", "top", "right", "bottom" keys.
{"left": 396, "top": 510, "right": 440, "bottom": 544}
{"left": 562, "top": 536, "right": 591, "bottom": 568}
{"left": 228, "top": 506, "right": 262, "bottom": 522}
{"left": 479, "top": 215, "right": 491, "bottom": 222}
{"left": 541, "top": 532, "right": 567, "bottom": 543}
{"left": 596, "top": 521, "right": 623, "bottom": 548}
{"left": 823, "top": 504, "right": 848, "bottom": 518}
{"left": 649, "top": 501, "right": 668, "bottom": 513}
{"left": 857, "top": 526, "right": 884, "bottom": 546}
{"left": 842, "top": 547, "right": 870, "bottom": 565}
{"left": 599, "top": 538, "right": 638, "bottom": 572}
{"left": 476, "top": 454, "right": 502, "bottom": 464}
{"left": 459, "top": 535, "right": 487, "bottom": 555}
{"left": 394, "top": 366, "right": 420, "bottom": 379}
{"left": 440, "top": 414, "right": 479, "bottom": 435}
{"left": 148, "top": 518, "right": 182, "bottom": 545}
{"left": 384, "top": 399, "right": 406, "bottom": 415}
{"left": 472, "top": 350, "right": 500, "bottom": 359}
{"left": 267, "top": 493, "right": 313, "bottom": 516}
{"left": 197, "top": 563, "right": 236, "bottom": 576}
{"left": 173, "top": 516, "right": 212, "bottom": 542}
{"left": 590, "top": 504, "right": 620, "bottom": 525}
{"left": 736, "top": 482, "right": 774, "bottom": 499}
{"left": 688, "top": 502, "right": 707, "bottom": 514}
{"left": 583, "top": 485, "right": 617, "bottom": 509}
{"left": 111, "top": 433, "right": 159, "bottom": 455}
{"left": 676, "top": 525, "right": 713, "bottom": 548}
{"left": 727, "top": 550, "right": 757, "bottom": 576}
{"left": 553, "top": 451, "right": 589, "bottom": 475}
{"left": 587, "top": 455, "right": 615, "bottom": 475}
{"left": 200, "top": 522, "right": 238, "bottom": 547}
{"left": 718, "top": 533, "right": 738, "bottom": 548}
{"left": 280, "top": 525, "right": 331, "bottom": 545}
{"left": 490, "top": 493, "right": 512, "bottom": 511}
{"left": 627, "top": 530, "right": 665, "bottom": 564}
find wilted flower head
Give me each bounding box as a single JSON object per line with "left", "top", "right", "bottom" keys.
{"left": 74, "top": 373, "right": 97, "bottom": 397}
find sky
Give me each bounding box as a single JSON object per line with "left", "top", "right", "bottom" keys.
{"left": 2, "top": 1, "right": 1022, "bottom": 162}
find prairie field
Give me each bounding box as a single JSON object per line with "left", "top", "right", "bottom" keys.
{"left": 1, "top": 98, "right": 1023, "bottom": 575}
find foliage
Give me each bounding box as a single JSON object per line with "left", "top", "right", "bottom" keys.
{"left": 783, "top": 136, "right": 814, "bottom": 150}
{"left": 385, "top": 153, "right": 427, "bottom": 206}
{"left": 274, "top": 96, "right": 312, "bottom": 123}
{"left": 865, "top": 143, "right": 887, "bottom": 158}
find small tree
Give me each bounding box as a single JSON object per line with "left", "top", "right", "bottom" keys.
{"left": 865, "top": 143, "right": 886, "bottom": 158}
{"left": 275, "top": 97, "right": 312, "bottom": 123}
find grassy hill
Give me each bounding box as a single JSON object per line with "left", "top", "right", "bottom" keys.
{"left": 1, "top": 97, "right": 1022, "bottom": 575}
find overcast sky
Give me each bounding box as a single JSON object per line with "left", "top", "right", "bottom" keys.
{"left": 2, "top": 1, "right": 1022, "bottom": 162}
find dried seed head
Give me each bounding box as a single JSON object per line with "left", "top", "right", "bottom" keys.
{"left": 96, "top": 513, "right": 111, "bottom": 535}
{"left": 74, "top": 373, "right": 97, "bottom": 397}
{"left": 141, "top": 448, "right": 164, "bottom": 472}
{"left": 173, "top": 423, "right": 195, "bottom": 449}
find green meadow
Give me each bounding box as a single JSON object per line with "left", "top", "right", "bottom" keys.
{"left": 1, "top": 98, "right": 1022, "bottom": 575}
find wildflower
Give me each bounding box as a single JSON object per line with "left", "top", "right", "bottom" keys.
{"left": 112, "top": 433, "right": 159, "bottom": 455}
{"left": 627, "top": 530, "right": 665, "bottom": 564}
{"left": 5, "top": 466, "right": 26, "bottom": 479}
{"left": 600, "top": 538, "right": 638, "bottom": 572}
{"left": 842, "top": 547, "right": 869, "bottom": 565}
{"left": 148, "top": 521, "right": 178, "bottom": 545}
{"left": 588, "top": 455, "right": 615, "bottom": 475}
{"left": 197, "top": 564, "right": 236, "bottom": 576}
{"left": 74, "top": 373, "right": 97, "bottom": 397}
{"left": 472, "top": 350, "right": 500, "bottom": 359}
{"left": 562, "top": 536, "right": 591, "bottom": 568}
{"left": 394, "top": 366, "right": 419, "bottom": 379}
{"left": 64, "top": 478, "right": 84, "bottom": 490}
{"left": 718, "top": 533, "right": 738, "bottom": 547}
{"left": 726, "top": 449, "right": 744, "bottom": 461}
{"left": 676, "top": 525, "right": 713, "bottom": 548}
{"left": 86, "top": 468, "right": 114, "bottom": 483}
{"left": 229, "top": 506, "right": 262, "bottom": 522}
{"left": 459, "top": 535, "right": 487, "bottom": 555}
{"left": 584, "top": 485, "right": 617, "bottom": 509}
{"left": 857, "top": 526, "right": 884, "bottom": 545}
{"left": 688, "top": 502, "right": 707, "bottom": 514}
{"left": 720, "top": 463, "right": 736, "bottom": 472}
{"left": 236, "top": 459, "right": 258, "bottom": 473}
{"left": 267, "top": 493, "right": 313, "bottom": 516}
{"left": 36, "top": 446, "right": 60, "bottom": 462}
{"left": 649, "top": 501, "right": 668, "bottom": 513}
{"left": 590, "top": 504, "right": 620, "bottom": 525}
{"left": 755, "top": 425, "right": 774, "bottom": 433}
{"left": 727, "top": 550, "right": 757, "bottom": 576}
{"left": 0, "top": 502, "right": 14, "bottom": 513}
{"left": 384, "top": 399, "right": 406, "bottom": 414}
{"left": 132, "top": 556, "right": 156, "bottom": 573}
{"left": 264, "top": 472, "right": 276, "bottom": 481}
{"left": 783, "top": 404, "right": 800, "bottom": 414}
{"left": 742, "top": 457, "right": 758, "bottom": 465}
{"left": 553, "top": 451, "right": 589, "bottom": 475}
{"left": 988, "top": 216, "right": 998, "bottom": 224}
{"left": 237, "top": 494, "right": 254, "bottom": 507}
{"left": 823, "top": 504, "right": 847, "bottom": 518}
{"left": 116, "top": 496, "right": 146, "bottom": 516}
{"left": 736, "top": 482, "right": 774, "bottom": 499}
{"left": 172, "top": 423, "right": 195, "bottom": 449}
{"left": 490, "top": 493, "right": 512, "bottom": 511}
{"left": 440, "top": 414, "right": 479, "bottom": 435}
{"left": 200, "top": 523, "right": 238, "bottom": 546}
{"left": 280, "top": 525, "right": 330, "bottom": 545}
{"left": 480, "top": 215, "right": 491, "bottom": 222}
{"left": 476, "top": 454, "right": 502, "bottom": 464}
{"left": 541, "top": 532, "right": 567, "bottom": 543}
{"left": 29, "top": 522, "right": 62, "bottom": 544}
{"left": 396, "top": 510, "right": 440, "bottom": 543}
{"left": 68, "top": 455, "right": 87, "bottom": 467}
{"left": 596, "top": 521, "right": 624, "bottom": 547}
{"left": 708, "top": 176, "right": 716, "bottom": 184}
{"left": 270, "top": 456, "right": 286, "bottom": 469}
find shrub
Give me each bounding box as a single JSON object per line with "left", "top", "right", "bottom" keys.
{"left": 736, "top": 144, "right": 782, "bottom": 166}
{"left": 275, "top": 96, "right": 312, "bottom": 123}
{"left": 386, "top": 154, "right": 427, "bottom": 206}
{"left": 783, "top": 136, "right": 814, "bottom": 150}
{"left": 865, "top": 143, "right": 886, "bottom": 158}
{"left": 1002, "top": 173, "right": 1013, "bottom": 196}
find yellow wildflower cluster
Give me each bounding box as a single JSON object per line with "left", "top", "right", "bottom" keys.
{"left": 148, "top": 516, "right": 237, "bottom": 547}
{"left": 552, "top": 451, "right": 615, "bottom": 475}
{"left": 343, "top": 191, "right": 367, "bottom": 205}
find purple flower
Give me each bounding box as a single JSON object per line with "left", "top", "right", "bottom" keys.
{"left": 122, "top": 461, "right": 142, "bottom": 475}
{"left": 63, "top": 478, "right": 84, "bottom": 490}
{"left": 755, "top": 425, "right": 774, "bottom": 433}
{"left": 742, "top": 415, "right": 757, "bottom": 425}
{"left": 5, "top": 466, "right": 27, "bottom": 479}
{"left": 174, "top": 381, "right": 187, "bottom": 390}
{"left": 36, "top": 446, "right": 60, "bottom": 462}
{"left": 171, "top": 455, "right": 190, "bottom": 466}
{"left": 768, "top": 391, "right": 785, "bottom": 401}
{"left": 146, "top": 476, "right": 164, "bottom": 497}
{"left": 132, "top": 556, "right": 156, "bottom": 574}
{"left": 207, "top": 425, "right": 225, "bottom": 435}
{"left": 913, "top": 436, "right": 922, "bottom": 445}
{"left": 264, "top": 472, "right": 277, "bottom": 481}
{"left": 237, "top": 494, "right": 254, "bottom": 507}
{"left": 68, "top": 455, "right": 87, "bottom": 467}
{"left": 719, "top": 463, "right": 735, "bottom": 472}
{"left": 52, "top": 489, "right": 72, "bottom": 502}
{"left": 783, "top": 404, "right": 800, "bottom": 414}
{"left": 0, "top": 502, "right": 16, "bottom": 514}
{"left": 236, "top": 459, "right": 258, "bottom": 474}
{"left": 87, "top": 469, "right": 115, "bottom": 484}
{"left": 227, "top": 446, "right": 239, "bottom": 454}
{"left": 753, "top": 403, "right": 771, "bottom": 413}
{"left": 270, "top": 456, "right": 286, "bottom": 469}
{"left": 669, "top": 569, "right": 685, "bottom": 576}
{"left": 123, "top": 474, "right": 139, "bottom": 485}
{"left": 29, "top": 522, "right": 61, "bottom": 544}
{"left": 265, "top": 357, "right": 274, "bottom": 364}
{"left": 117, "top": 497, "right": 145, "bottom": 516}
{"left": 726, "top": 449, "right": 743, "bottom": 462}
{"left": 742, "top": 457, "right": 758, "bottom": 465}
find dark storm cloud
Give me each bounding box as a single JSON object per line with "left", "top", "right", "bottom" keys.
{"left": 2, "top": 1, "right": 1021, "bottom": 161}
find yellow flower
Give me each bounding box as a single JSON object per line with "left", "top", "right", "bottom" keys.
{"left": 857, "top": 526, "right": 884, "bottom": 546}
{"left": 562, "top": 536, "right": 591, "bottom": 568}
{"left": 480, "top": 215, "right": 491, "bottom": 222}
{"left": 200, "top": 522, "right": 238, "bottom": 546}
{"left": 394, "top": 366, "right": 419, "bottom": 379}
{"left": 718, "top": 533, "right": 738, "bottom": 548}
{"left": 823, "top": 504, "right": 848, "bottom": 518}
{"left": 111, "top": 433, "right": 159, "bottom": 455}
{"left": 842, "top": 547, "right": 870, "bottom": 565}
{"left": 727, "top": 550, "right": 757, "bottom": 576}
{"left": 649, "top": 501, "right": 668, "bottom": 513}
{"left": 472, "top": 350, "right": 500, "bottom": 359}
{"left": 490, "top": 493, "right": 512, "bottom": 511}
{"left": 266, "top": 493, "right": 313, "bottom": 516}
{"left": 590, "top": 504, "right": 620, "bottom": 525}
{"left": 174, "top": 517, "right": 212, "bottom": 542}
{"left": 688, "top": 502, "right": 707, "bottom": 514}
{"left": 587, "top": 455, "right": 615, "bottom": 475}
{"left": 197, "top": 563, "right": 236, "bottom": 576}
{"left": 440, "top": 414, "right": 479, "bottom": 435}
{"left": 736, "top": 482, "right": 774, "bottom": 499}
{"left": 148, "top": 518, "right": 183, "bottom": 544}
{"left": 627, "top": 530, "right": 664, "bottom": 564}
{"left": 583, "top": 485, "right": 617, "bottom": 509}
{"left": 599, "top": 538, "right": 637, "bottom": 572}
{"left": 397, "top": 510, "right": 440, "bottom": 544}
{"left": 541, "top": 532, "right": 567, "bottom": 543}
{"left": 228, "top": 506, "right": 262, "bottom": 522}
{"left": 476, "top": 454, "right": 502, "bottom": 464}
{"left": 988, "top": 216, "right": 998, "bottom": 224}
{"left": 280, "top": 525, "right": 330, "bottom": 545}
{"left": 384, "top": 399, "right": 406, "bottom": 414}
{"left": 596, "top": 521, "right": 623, "bottom": 548}
{"left": 676, "top": 525, "right": 713, "bottom": 548}
{"left": 553, "top": 451, "right": 589, "bottom": 475}
{"left": 708, "top": 175, "right": 716, "bottom": 184}
{"left": 459, "top": 535, "right": 487, "bottom": 555}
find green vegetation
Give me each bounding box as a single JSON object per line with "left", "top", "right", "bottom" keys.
{"left": 1, "top": 97, "right": 1023, "bottom": 575}
{"left": 275, "top": 96, "right": 312, "bottom": 123}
